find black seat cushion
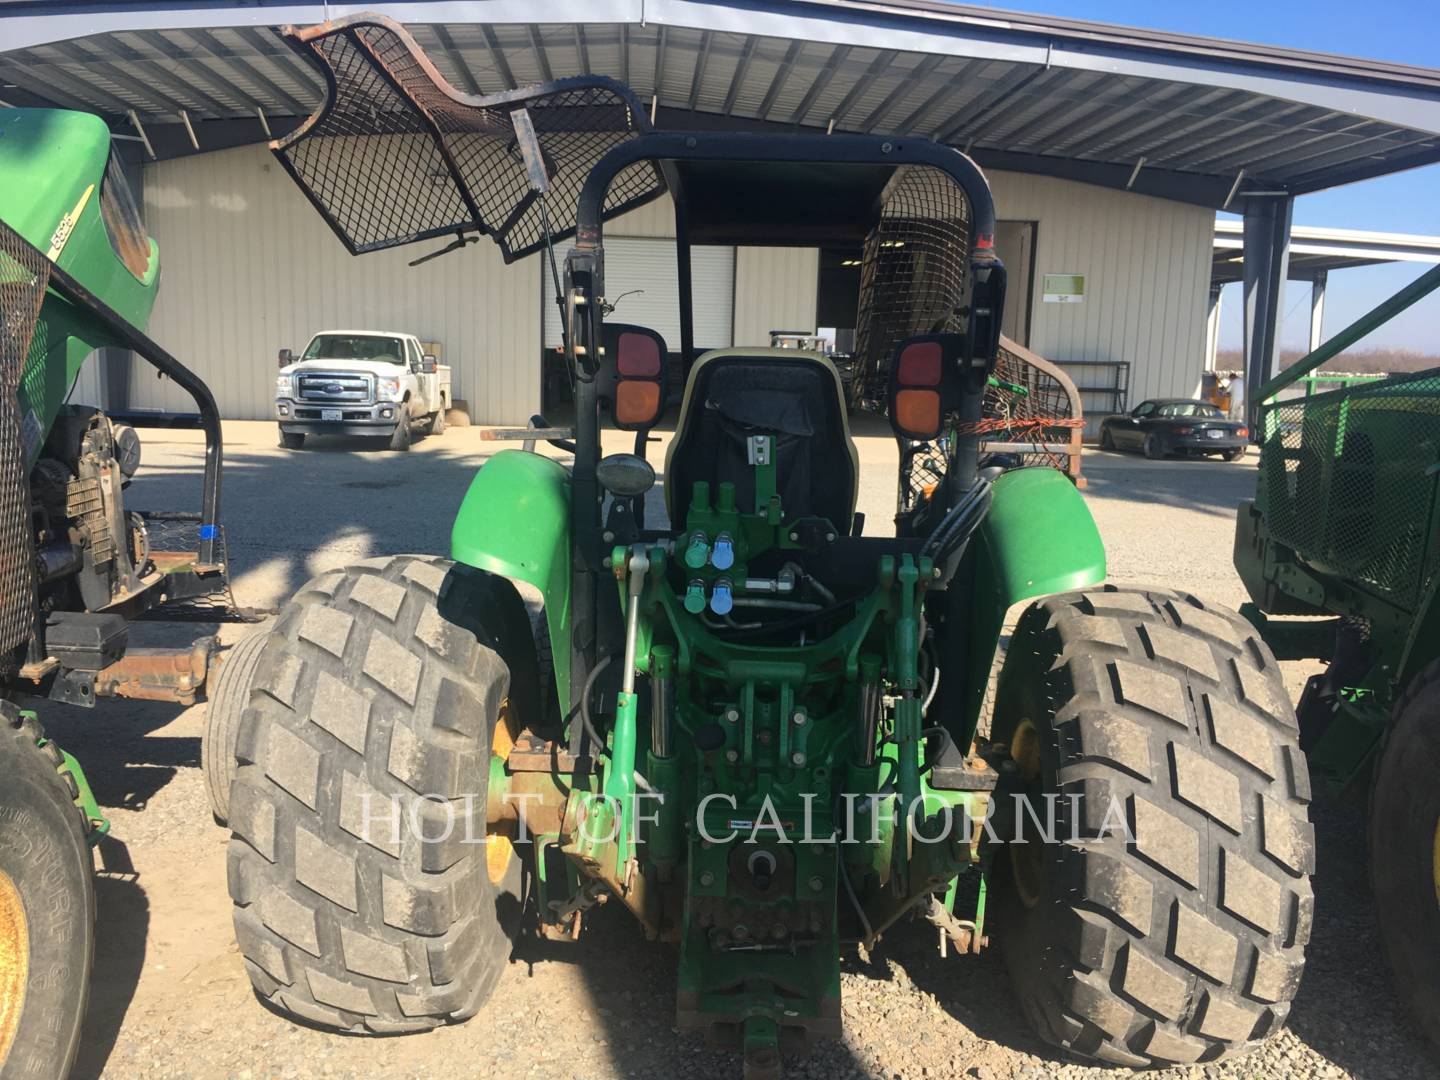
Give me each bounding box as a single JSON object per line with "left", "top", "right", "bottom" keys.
{"left": 668, "top": 355, "right": 855, "bottom": 529}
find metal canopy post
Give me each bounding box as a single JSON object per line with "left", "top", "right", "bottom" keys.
{"left": 1205, "top": 282, "right": 1223, "bottom": 372}
{"left": 1241, "top": 195, "right": 1293, "bottom": 431}
{"left": 1308, "top": 270, "right": 1328, "bottom": 352}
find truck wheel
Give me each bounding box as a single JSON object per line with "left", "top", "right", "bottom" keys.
{"left": 426, "top": 405, "right": 447, "bottom": 436}
{"left": 386, "top": 418, "right": 411, "bottom": 452}
{"left": 226, "top": 555, "right": 525, "bottom": 1033}
{"left": 280, "top": 432, "right": 305, "bottom": 450}
{"left": 202, "top": 627, "right": 271, "bottom": 825}
{"left": 1370, "top": 660, "right": 1440, "bottom": 1053}
{"left": 0, "top": 703, "right": 95, "bottom": 1080}
{"left": 991, "top": 586, "right": 1312, "bottom": 1067}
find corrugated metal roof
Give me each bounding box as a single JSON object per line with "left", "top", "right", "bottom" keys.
{"left": 2, "top": 0, "right": 1438, "bottom": 206}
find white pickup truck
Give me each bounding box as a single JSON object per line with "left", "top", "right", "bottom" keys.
{"left": 274, "top": 330, "right": 452, "bottom": 451}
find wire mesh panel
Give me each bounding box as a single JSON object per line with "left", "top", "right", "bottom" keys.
{"left": 1257, "top": 370, "right": 1440, "bottom": 611}
{"left": 0, "top": 221, "right": 44, "bottom": 667}
{"left": 274, "top": 14, "right": 665, "bottom": 262}
{"left": 975, "top": 336, "right": 1086, "bottom": 481}
{"left": 852, "top": 165, "right": 972, "bottom": 405}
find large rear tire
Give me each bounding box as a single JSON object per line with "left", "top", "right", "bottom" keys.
{"left": 991, "top": 586, "right": 1313, "bottom": 1067}
{"left": 202, "top": 627, "right": 271, "bottom": 825}
{"left": 1369, "top": 660, "right": 1440, "bottom": 1052}
{"left": 0, "top": 703, "right": 95, "bottom": 1080}
{"left": 226, "top": 556, "right": 527, "bottom": 1032}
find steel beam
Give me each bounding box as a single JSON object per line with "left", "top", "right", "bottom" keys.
{"left": 859, "top": 53, "right": 942, "bottom": 133}
{"left": 90, "top": 32, "right": 237, "bottom": 116}
{"left": 528, "top": 26, "right": 554, "bottom": 83}
{"left": 1242, "top": 196, "right": 1293, "bottom": 429}
{"left": 1308, "top": 271, "right": 1327, "bottom": 353}
{"left": 722, "top": 38, "right": 759, "bottom": 115}
{"left": 756, "top": 40, "right": 802, "bottom": 120}
{"left": 433, "top": 24, "right": 482, "bottom": 94}
{"left": 827, "top": 49, "right": 897, "bottom": 129}
{"left": 1206, "top": 283, "right": 1224, "bottom": 372}
{"left": 688, "top": 31, "right": 713, "bottom": 111}
{"left": 481, "top": 26, "right": 517, "bottom": 90}
{"left": 789, "top": 43, "right": 850, "bottom": 126}
{"left": 187, "top": 27, "right": 311, "bottom": 116}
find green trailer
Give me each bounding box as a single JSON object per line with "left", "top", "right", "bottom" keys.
{"left": 1235, "top": 261, "right": 1440, "bottom": 1048}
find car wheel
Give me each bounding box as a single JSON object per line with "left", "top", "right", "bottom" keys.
{"left": 387, "top": 417, "right": 412, "bottom": 452}
{"left": 1099, "top": 428, "right": 1116, "bottom": 451}
{"left": 1223, "top": 448, "right": 1246, "bottom": 462}
{"left": 1143, "top": 434, "right": 1165, "bottom": 460}
{"left": 426, "top": 404, "right": 447, "bottom": 436}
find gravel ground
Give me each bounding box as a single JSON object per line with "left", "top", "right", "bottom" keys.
{"left": 36, "top": 421, "right": 1439, "bottom": 1080}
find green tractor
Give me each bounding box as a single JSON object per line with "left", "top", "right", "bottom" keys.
{"left": 1235, "top": 262, "right": 1440, "bottom": 1049}
{"left": 219, "top": 15, "right": 1313, "bottom": 1075}
{"left": 0, "top": 109, "right": 242, "bottom": 1076}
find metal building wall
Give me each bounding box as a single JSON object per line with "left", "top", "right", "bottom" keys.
{"left": 988, "top": 168, "right": 1214, "bottom": 412}
{"left": 137, "top": 143, "right": 542, "bottom": 424}
{"left": 129, "top": 147, "right": 1209, "bottom": 425}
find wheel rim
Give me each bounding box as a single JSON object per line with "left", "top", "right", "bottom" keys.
{"left": 1008, "top": 719, "right": 1046, "bottom": 909}
{"left": 0, "top": 869, "right": 29, "bottom": 1067}
{"left": 486, "top": 701, "right": 520, "bottom": 885}
{"left": 1432, "top": 817, "right": 1440, "bottom": 906}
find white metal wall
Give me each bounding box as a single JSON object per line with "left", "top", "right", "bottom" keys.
{"left": 987, "top": 168, "right": 1214, "bottom": 411}
{"left": 138, "top": 143, "right": 542, "bottom": 424}
{"left": 131, "top": 148, "right": 1209, "bottom": 425}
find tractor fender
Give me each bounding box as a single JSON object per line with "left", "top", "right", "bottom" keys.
{"left": 451, "top": 449, "right": 572, "bottom": 705}
{"left": 962, "top": 466, "right": 1107, "bottom": 731}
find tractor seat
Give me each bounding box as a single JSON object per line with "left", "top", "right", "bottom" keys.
{"left": 664, "top": 348, "right": 859, "bottom": 530}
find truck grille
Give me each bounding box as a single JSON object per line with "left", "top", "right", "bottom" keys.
{"left": 296, "top": 371, "right": 374, "bottom": 405}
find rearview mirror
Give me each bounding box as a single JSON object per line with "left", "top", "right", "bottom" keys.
{"left": 605, "top": 325, "right": 668, "bottom": 431}
{"left": 421, "top": 354, "right": 437, "bottom": 374}
{"left": 278, "top": 348, "right": 294, "bottom": 367}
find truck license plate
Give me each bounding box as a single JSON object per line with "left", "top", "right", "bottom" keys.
{"left": 322, "top": 409, "right": 342, "bottom": 422}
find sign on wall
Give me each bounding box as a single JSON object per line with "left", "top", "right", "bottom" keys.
{"left": 1042, "top": 273, "right": 1086, "bottom": 303}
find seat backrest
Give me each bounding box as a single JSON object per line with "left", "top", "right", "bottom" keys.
{"left": 664, "top": 348, "right": 858, "bottom": 529}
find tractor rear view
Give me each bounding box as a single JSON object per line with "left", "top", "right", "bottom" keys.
{"left": 1, "top": 108, "right": 242, "bottom": 1077}
{"left": 1235, "top": 262, "right": 1440, "bottom": 1047}
{"left": 217, "top": 14, "right": 1313, "bottom": 1077}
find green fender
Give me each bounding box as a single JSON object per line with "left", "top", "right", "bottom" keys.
{"left": 451, "top": 450, "right": 572, "bottom": 706}
{"left": 963, "top": 467, "right": 1107, "bottom": 731}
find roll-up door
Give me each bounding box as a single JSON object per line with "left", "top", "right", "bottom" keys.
{"left": 543, "top": 237, "right": 734, "bottom": 353}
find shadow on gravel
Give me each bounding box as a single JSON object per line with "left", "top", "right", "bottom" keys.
{"left": 511, "top": 901, "right": 885, "bottom": 1079}
{"left": 35, "top": 692, "right": 194, "bottom": 812}
{"left": 1287, "top": 798, "right": 1440, "bottom": 1080}
{"left": 1080, "top": 451, "right": 1257, "bottom": 520}
{"left": 73, "top": 835, "right": 150, "bottom": 1080}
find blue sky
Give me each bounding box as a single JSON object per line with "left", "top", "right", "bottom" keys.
{"left": 988, "top": 0, "right": 1440, "bottom": 353}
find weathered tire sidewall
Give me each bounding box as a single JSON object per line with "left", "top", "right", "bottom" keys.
{"left": 226, "top": 556, "right": 526, "bottom": 1034}
{"left": 0, "top": 714, "right": 95, "bottom": 1080}
{"left": 1370, "top": 662, "right": 1440, "bottom": 1048}
{"left": 202, "top": 627, "right": 272, "bottom": 825}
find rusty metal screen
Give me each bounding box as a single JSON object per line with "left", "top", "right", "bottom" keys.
{"left": 852, "top": 165, "right": 973, "bottom": 405}
{"left": 1257, "top": 371, "right": 1440, "bottom": 611}
{"left": 274, "top": 14, "right": 665, "bottom": 263}
{"left": 0, "top": 221, "right": 43, "bottom": 667}
{"left": 975, "top": 337, "right": 1086, "bottom": 481}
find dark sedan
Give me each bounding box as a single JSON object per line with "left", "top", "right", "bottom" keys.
{"left": 1099, "top": 398, "right": 1249, "bottom": 460}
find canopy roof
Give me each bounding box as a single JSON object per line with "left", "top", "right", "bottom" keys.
{"left": 2, "top": 0, "right": 1439, "bottom": 208}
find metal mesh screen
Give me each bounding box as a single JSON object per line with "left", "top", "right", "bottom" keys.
{"left": 852, "top": 165, "right": 972, "bottom": 405}
{"left": 1257, "top": 370, "right": 1440, "bottom": 611}
{"left": 978, "top": 338, "right": 1086, "bottom": 475}
{"left": 275, "top": 16, "right": 665, "bottom": 263}
{"left": 0, "top": 221, "right": 44, "bottom": 666}
{"left": 135, "top": 513, "right": 254, "bottom": 623}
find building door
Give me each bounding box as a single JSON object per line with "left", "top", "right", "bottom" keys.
{"left": 994, "top": 220, "right": 1035, "bottom": 346}
{"left": 543, "top": 237, "right": 735, "bottom": 351}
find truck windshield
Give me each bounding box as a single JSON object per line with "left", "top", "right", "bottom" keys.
{"left": 303, "top": 335, "right": 406, "bottom": 363}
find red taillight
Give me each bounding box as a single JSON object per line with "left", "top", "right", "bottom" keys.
{"left": 616, "top": 331, "right": 661, "bottom": 377}
{"left": 896, "top": 341, "right": 943, "bottom": 386}
{"left": 1175, "top": 426, "right": 1193, "bottom": 435}
{"left": 1237, "top": 426, "right": 1249, "bottom": 437}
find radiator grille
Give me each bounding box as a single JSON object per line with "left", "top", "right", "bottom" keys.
{"left": 0, "top": 220, "right": 44, "bottom": 667}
